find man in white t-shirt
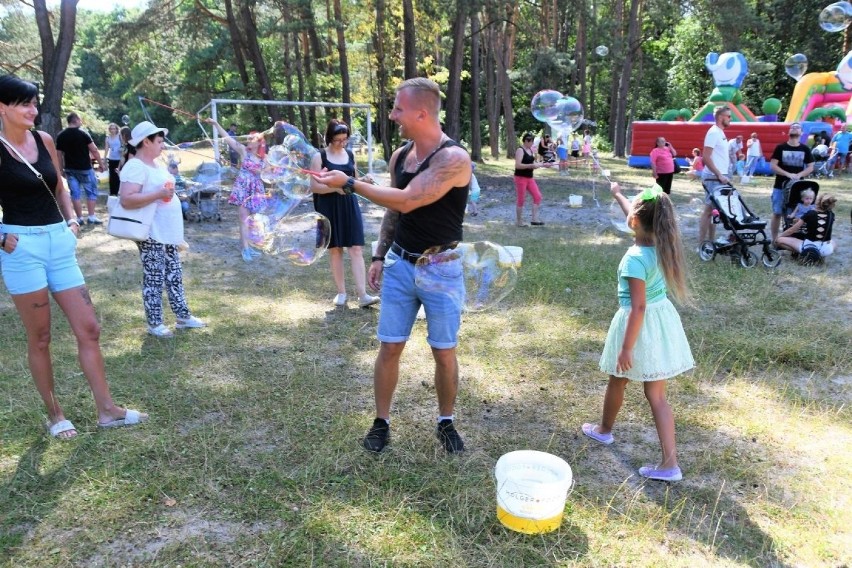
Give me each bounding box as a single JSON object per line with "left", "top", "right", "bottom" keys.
{"left": 745, "top": 132, "right": 762, "bottom": 177}
{"left": 727, "top": 135, "right": 743, "bottom": 175}
{"left": 699, "top": 106, "right": 732, "bottom": 246}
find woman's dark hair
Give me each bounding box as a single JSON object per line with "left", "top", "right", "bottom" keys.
{"left": 0, "top": 74, "right": 39, "bottom": 106}
{"left": 134, "top": 132, "right": 163, "bottom": 150}
{"left": 324, "top": 119, "right": 349, "bottom": 145}
{"left": 522, "top": 133, "right": 534, "bottom": 142}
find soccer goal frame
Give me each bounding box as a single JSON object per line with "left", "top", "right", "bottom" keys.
{"left": 196, "top": 99, "right": 375, "bottom": 173}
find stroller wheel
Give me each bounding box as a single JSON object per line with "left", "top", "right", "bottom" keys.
{"left": 698, "top": 241, "right": 716, "bottom": 261}
{"left": 739, "top": 250, "right": 758, "bottom": 268}
{"left": 761, "top": 248, "right": 782, "bottom": 268}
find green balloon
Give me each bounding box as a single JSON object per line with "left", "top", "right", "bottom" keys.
{"left": 762, "top": 97, "right": 782, "bottom": 115}
{"left": 660, "top": 109, "right": 679, "bottom": 121}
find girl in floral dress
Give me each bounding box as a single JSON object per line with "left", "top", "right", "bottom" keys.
{"left": 206, "top": 119, "right": 266, "bottom": 261}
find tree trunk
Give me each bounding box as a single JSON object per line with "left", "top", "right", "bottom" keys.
{"left": 445, "top": 0, "right": 467, "bottom": 141}
{"left": 283, "top": 33, "right": 296, "bottom": 123}
{"left": 483, "top": 6, "right": 499, "bottom": 158}
{"left": 613, "top": 0, "right": 642, "bottom": 157}
{"left": 222, "top": 0, "right": 250, "bottom": 87}
{"left": 239, "top": 0, "right": 280, "bottom": 121}
{"left": 607, "top": 0, "right": 624, "bottom": 143}
{"left": 575, "top": 0, "right": 587, "bottom": 108}
{"left": 34, "top": 0, "right": 78, "bottom": 137}
{"left": 373, "top": 0, "right": 392, "bottom": 159}
{"left": 332, "top": 0, "right": 352, "bottom": 124}
{"left": 498, "top": 4, "right": 519, "bottom": 158}
{"left": 402, "top": 0, "right": 416, "bottom": 78}
{"left": 470, "top": 10, "right": 482, "bottom": 162}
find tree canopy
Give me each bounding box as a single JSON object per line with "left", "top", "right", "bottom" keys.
{"left": 0, "top": 0, "right": 846, "bottom": 156}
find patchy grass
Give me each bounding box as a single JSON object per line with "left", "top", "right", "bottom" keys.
{"left": 1, "top": 156, "right": 850, "bottom": 566}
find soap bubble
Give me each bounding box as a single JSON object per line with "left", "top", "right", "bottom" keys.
{"left": 245, "top": 213, "right": 275, "bottom": 251}
{"left": 531, "top": 90, "right": 564, "bottom": 123}
{"left": 275, "top": 175, "right": 312, "bottom": 200}
{"left": 689, "top": 196, "right": 705, "bottom": 213}
{"left": 595, "top": 45, "right": 609, "bottom": 57}
{"left": 267, "top": 212, "right": 331, "bottom": 266}
{"left": 784, "top": 53, "right": 808, "bottom": 81}
{"left": 371, "top": 158, "right": 388, "bottom": 174}
{"left": 121, "top": 114, "right": 130, "bottom": 125}
{"left": 609, "top": 201, "right": 632, "bottom": 234}
{"left": 549, "top": 96, "right": 584, "bottom": 135}
{"left": 413, "top": 241, "right": 520, "bottom": 312}
{"left": 819, "top": 1, "right": 852, "bottom": 32}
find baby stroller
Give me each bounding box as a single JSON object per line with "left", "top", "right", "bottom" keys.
{"left": 187, "top": 162, "right": 223, "bottom": 222}
{"left": 699, "top": 184, "right": 781, "bottom": 268}
{"left": 781, "top": 179, "right": 823, "bottom": 264}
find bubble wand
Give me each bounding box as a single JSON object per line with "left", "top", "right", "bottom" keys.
{"left": 587, "top": 150, "right": 612, "bottom": 208}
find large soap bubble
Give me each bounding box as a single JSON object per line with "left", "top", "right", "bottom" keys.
{"left": 820, "top": 1, "right": 852, "bottom": 32}
{"left": 608, "top": 201, "right": 633, "bottom": 234}
{"left": 549, "top": 96, "right": 584, "bottom": 135}
{"left": 531, "top": 90, "right": 564, "bottom": 123}
{"left": 413, "top": 241, "right": 520, "bottom": 312}
{"left": 595, "top": 45, "right": 609, "bottom": 57}
{"left": 784, "top": 53, "right": 808, "bottom": 81}
{"left": 266, "top": 212, "right": 331, "bottom": 266}
{"left": 689, "top": 197, "right": 705, "bottom": 213}
{"left": 372, "top": 158, "right": 388, "bottom": 174}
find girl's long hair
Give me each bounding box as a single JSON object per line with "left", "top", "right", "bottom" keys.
{"left": 632, "top": 193, "right": 689, "bottom": 304}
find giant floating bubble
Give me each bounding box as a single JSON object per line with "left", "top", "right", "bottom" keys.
{"left": 689, "top": 197, "right": 705, "bottom": 213}
{"left": 820, "top": 1, "right": 852, "bottom": 32}
{"left": 372, "top": 158, "right": 388, "bottom": 174}
{"left": 413, "top": 241, "right": 520, "bottom": 312}
{"left": 121, "top": 114, "right": 130, "bottom": 125}
{"left": 266, "top": 212, "right": 331, "bottom": 266}
{"left": 784, "top": 53, "right": 808, "bottom": 81}
{"left": 608, "top": 201, "right": 632, "bottom": 234}
{"left": 549, "top": 96, "right": 584, "bottom": 137}
{"left": 595, "top": 45, "right": 609, "bottom": 57}
{"left": 531, "top": 90, "right": 564, "bottom": 123}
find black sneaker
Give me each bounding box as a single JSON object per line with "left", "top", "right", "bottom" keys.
{"left": 436, "top": 419, "right": 465, "bottom": 453}
{"left": 363, "top": 418, "right": 390, "bottom": 452}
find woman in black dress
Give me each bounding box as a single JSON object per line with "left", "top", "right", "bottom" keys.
{"left": 309, "top": 120, "right": 379, "bottom": 308}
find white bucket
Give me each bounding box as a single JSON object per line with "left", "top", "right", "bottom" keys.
{"left": 568, "top": 194, "right": 583, "bottom": 208}
{"left": 498, "top": 245, "right": 523, "bottom": 268}
{"left": 494, "top": 450, "right": 573, "bottom": 534}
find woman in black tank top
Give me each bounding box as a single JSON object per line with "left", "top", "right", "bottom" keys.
{"left": 0, "top": 74, "right": 147, "bottom": 439}
{"left": 513, "top": 133, "right": 552, "bottom": 226}
{"left": 775, "top": 193, "right": 838, "bottom": 259}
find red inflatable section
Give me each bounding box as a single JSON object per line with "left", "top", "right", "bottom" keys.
{"left": 630, "top": 121, "right": 798, "bottom": 161}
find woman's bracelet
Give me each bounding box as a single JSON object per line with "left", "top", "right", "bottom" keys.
{"left": 67, "top": 219, "right": 80, "bottom": 227}
{"left": 371, "top": 256, "right": 385, "bottom": 263}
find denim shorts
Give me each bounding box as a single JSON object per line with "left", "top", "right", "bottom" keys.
{"left": 377, "top": 248, "right": 463, "bottom": 349}
{"left": 771, "top": 187, "right": 786, "bottom": 215}
{"left": 65, "top": 168, "right": 99, "bottom": 201}
{"left": 701, "top": 178, "right": 726, "bottom": 205}
{"left": 0, "top": 222, "right": 84, "bottom": 294}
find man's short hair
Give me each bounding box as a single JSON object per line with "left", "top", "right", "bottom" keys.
{"left": 713, "top": 106, "right": 731, "bottom": 119}
{"left": 66, "top": 112, "right": 80, "bottom": 125}
{"left": 396, "top": 77, "right": 442, "bottom": 116}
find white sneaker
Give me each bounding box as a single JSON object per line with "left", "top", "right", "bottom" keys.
{"left": 359, "top": 294, "right": 380, "bottom": 308}
{"left": 147, "top": 324, "right": 174, "bottom": 338}
{"left": 333, "top": 293, "right": 347, "bottom": 306}
{"left": 175, "top": 315, "right": 207, "bottom": 329}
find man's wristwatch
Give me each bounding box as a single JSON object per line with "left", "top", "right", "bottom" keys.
{"left": 342, "top": 176, "right": 356, "bottom": 195}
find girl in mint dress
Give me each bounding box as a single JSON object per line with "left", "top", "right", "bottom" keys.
{"left": 582, "top": 182, "right": 694, "bottom": 483}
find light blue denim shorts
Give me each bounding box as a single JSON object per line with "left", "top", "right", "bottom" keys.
{"left": 377, "top": 248, "right": 463, "bottom": 349}
{"left": 65, "top": 168, "right": 99, "bottom": 201}
{"left": 0, "top": 222, "right": 84, "bottom": 294}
